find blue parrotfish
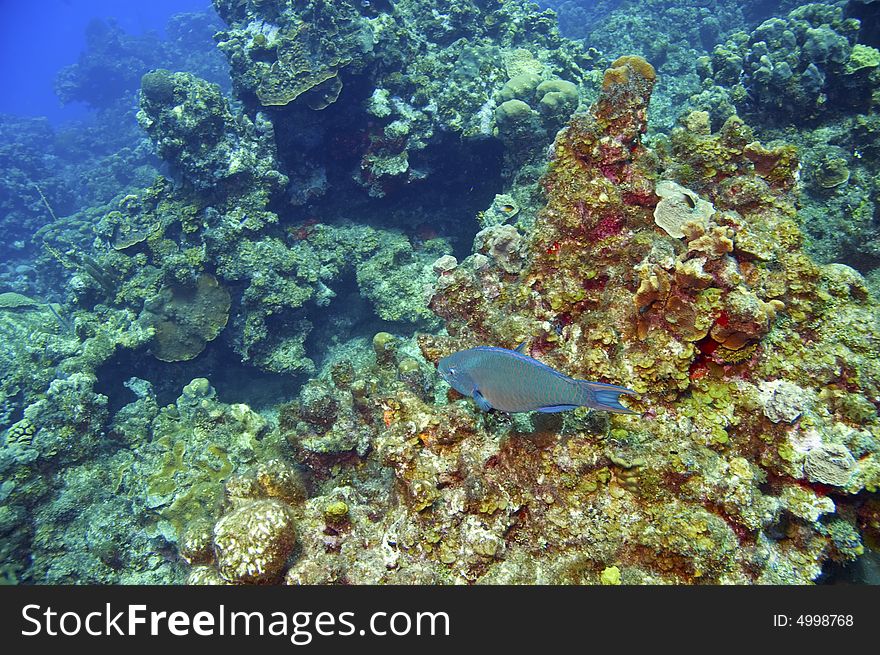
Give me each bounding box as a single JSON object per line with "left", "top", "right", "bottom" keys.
{"left": 437, "top": 344, "right": 638, "bottom": 414}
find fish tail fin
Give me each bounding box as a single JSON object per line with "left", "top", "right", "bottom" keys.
{"left": 579, "top": 381, "right": 639, "bottom": 414}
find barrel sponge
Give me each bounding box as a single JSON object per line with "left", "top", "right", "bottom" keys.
{"left": 213, "top": 499, "right": 297, "bottom": 584}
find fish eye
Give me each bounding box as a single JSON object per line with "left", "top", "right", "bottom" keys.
{"left": 447, "top": 367, "right": 456, "bottom": 377}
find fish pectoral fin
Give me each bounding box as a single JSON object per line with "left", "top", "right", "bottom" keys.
{"left": 472, "top": 389, "right": 493, "bottom": 412}
{"left": 536, "top": 404, "right": 579, "bottom": 413}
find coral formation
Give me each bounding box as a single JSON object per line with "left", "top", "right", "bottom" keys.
{"left": 137, "top": 70, "right": 286, "bottom": 195}
{"left": 213, "top": 0, "right": 596, "bottom": 197}
{"left": 653, "top": 180, "right": 715, "bottom": 239}
{"left": 213, "top": 499, "right": 297, "bottom": 584}
{"left": 700, "top": 4, "right": 878, "bottom": 124}
{"left": 141, "top": 274, "right": 231, "bottom": 362}
{"left": 689, "top": 3, "right": 880, "bottom": 277}
{"left": 179, "top": 53, "right": 879, "bottom": 587}
{"left": 2, "top": 0, "right": 879, "bottom": 588}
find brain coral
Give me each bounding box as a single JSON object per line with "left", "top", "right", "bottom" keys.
{"left": 213, "top": 498, "right": 297, "bottom": 584}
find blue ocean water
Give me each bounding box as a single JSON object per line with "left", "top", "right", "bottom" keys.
{"left": 0, "top": 0, "right": 878, "bottom": 587}
{"left": 0, "top": 0, "right": 212, "bottom": 123}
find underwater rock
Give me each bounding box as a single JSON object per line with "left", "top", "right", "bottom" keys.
{"left": 397, "top": 357, "right": 431, "bottom": 400}
{"left": 372, "top": 331, "right": 397, "bottom": 365}
{"left": 479, "top": 194, "right": 521, "bottom": 229}
{"left": 298, "top": 380, "right": 339, "bottom": 428}
{"left": 137, "top": 70, "right": 286, "bottom": 194}
{"left": 432, "top": 255, "right": 458, "bottom": 277}
{"left": 55, "top": 19, "right": 169, "bottom": 109}
{"left": 0, "top": 292, "right": 42, "bottom": 311}
{"left": 330, "top": 359, "right": 355, "bottom": 388}
{"left": 119, "top": 380, "right": 277, "bottom": 563}
{"left": 474, "top": 224, "right": 525, "bottom": 274}
{"left": 708, "top": 288, "right": 784, "bottom": 351}
{"left": 779, "top": 484, "right": 836, "bottom": 523}
{"left": 494, "top": 99, "right": 544, "bottom": 153}
{"left": 812, "top": 154, "right": 851, "bottom": 189}
{"left": 179, "top": 519, "right": 215, "bottom": 566}
{"left": 700, "top": 4, "right": 877, "bottom": 123}
{"left": 251, "top": 459, "right": 307, "bottom": 506}
{"left": 214, "top": 5, "right": 367, "bottom": 109}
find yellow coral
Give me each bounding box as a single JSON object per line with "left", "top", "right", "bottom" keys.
{"left": 603, "top": 55, "right": 656, "bottom": 89}
{"left": 600, "top": 565, "right": 622, "bottom": 585}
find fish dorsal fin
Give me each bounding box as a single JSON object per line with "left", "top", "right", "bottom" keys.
{"left": 514, "top": 341, "right": 527, "bottom": 353}
{"left": 473, "top": 388, "right": 493, "bottom": 412}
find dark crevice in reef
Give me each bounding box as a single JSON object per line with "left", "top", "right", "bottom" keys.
{"left": 302, "top": 268, "right": 423, "bottom": 371}
{"left": 302, "top": 134, "right": 505, "bottom": 260}
{"left": 94, "top": 338, "right": 298, "bottom": 414}
{"left": 269, "top": 73, "right": 505, "bottom": 260}
{"left": 820, "top": 545, "right": 880, "bottom": 584}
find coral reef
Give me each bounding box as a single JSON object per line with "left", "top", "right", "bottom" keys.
{"left": 567, "top": 0, "right": 760, "bottom": 131}
{"left": 2, "top": 0, "right": 879, "bottom": 588}
{"left": 213, "top": 0, "right": 597, "bottom": 197}
{"left": 184, "top": 55, "right": 880, "bottom": 586}
{"left": 689, "top": 3, "right": 880, "bottom": 277}
{"left": 699, "top": 4, "right": 878, "bottom": 125}
{"left": 417, "top": 55, "right": 878, "bottom": 583}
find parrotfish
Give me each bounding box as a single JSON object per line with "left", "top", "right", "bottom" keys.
{"left": 438, "top": 344, "right": 638, "bottom": 414}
